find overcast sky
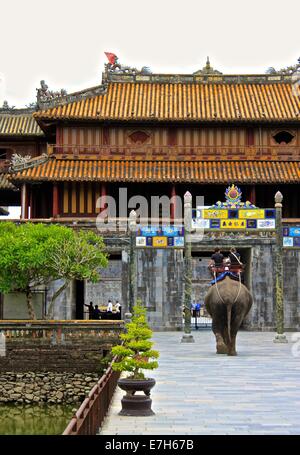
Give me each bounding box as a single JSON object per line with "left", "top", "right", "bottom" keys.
{"left": 0, "top": 0, "right": 299, "bottom": 107}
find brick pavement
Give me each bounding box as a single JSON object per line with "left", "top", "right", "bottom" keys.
{"left": 100, "top": 331, "right": 300, "bottom": 435}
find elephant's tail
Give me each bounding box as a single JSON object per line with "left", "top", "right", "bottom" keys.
{"left": 227, "top": 305, "right": 232, "bottom": 343}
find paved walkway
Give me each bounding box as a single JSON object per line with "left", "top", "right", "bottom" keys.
{"left": 100, "top": 331, "right": 300, "bottom": 435}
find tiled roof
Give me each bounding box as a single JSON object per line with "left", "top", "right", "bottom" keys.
{"left": 34, "top": 82, "right": 300, "bottom": 122}
{"left": 9, "top": 158, "right": 300, "bottom": 184}
{"left": 0, "top": 173, "right": 17, "bottom": 190}
{"left": 0, "top": 112, "right": 44, "bottom": 136}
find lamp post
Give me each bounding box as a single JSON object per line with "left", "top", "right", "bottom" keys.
{"left": 273, "top": 191, "right": 288, "bottom": 343}
{"left": 181, "top": 191, "right": 195, "bottom": 343}
{"left": 128, "top": 210, "right": 137, "bottom": 313}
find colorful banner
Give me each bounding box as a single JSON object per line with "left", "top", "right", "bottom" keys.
{"left": 283, "top": 237, "right": 294, "bottom": 247}
{"left": 136, "top": 226, "right": 184, "bottom": 248}
{"left": 238, "top": 209, "right": 265, "bottom": 219}
{"left": 192, "top": 219, "right": 210, "bottom": 229}
{"left": 220, "top": 219, "right": 246, "bottom": 229}
{"left": 257, "top": 219, "right": 275, "bottom": 229}
{"left": 136, "top": 237, "right": 147, "bottom": 247}
{"left": 283, "top": 226, "right": 300, "bottom": 247}
{"left": 289, "top": 227, "right": 300, "bottom": 237}
{"left": 152, "top": 237, "right": 168, "bottom": 248}
{"left": 203, "top": 209, "right": 228, "bottom": 219}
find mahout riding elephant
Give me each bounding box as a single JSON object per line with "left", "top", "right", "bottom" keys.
{"left": 204, "top": 276, "right": 253, "bottom": 356}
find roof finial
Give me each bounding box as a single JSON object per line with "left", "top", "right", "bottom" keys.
{"left": 206, "top": 56, "right": 211, "bottom": 69}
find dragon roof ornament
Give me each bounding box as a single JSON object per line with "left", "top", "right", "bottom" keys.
{"left": 104, "top": 52, "right": 152, "bottom": 77}
{"left": 266, "top": 57, "right": 300, "bottom": 76}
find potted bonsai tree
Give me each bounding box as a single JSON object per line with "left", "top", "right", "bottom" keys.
{"left": 111, "top": 299, "right": 159, "bottom": 416}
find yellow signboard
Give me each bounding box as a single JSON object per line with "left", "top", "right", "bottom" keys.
{"left": 220, "top": 220, "right": 246, "bottom": 229}
{"left": 203, "top": 209, "right": 228, "bottom": 219}
{"left": 238, "top": 209, "right": 265, "bottom": 219}
{"left": 152, "top": 236, "right": 168, "bottom": 248}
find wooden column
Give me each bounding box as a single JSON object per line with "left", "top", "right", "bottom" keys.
{"left": 170, "top": 184, "right": 176, "bottom": 222}
{"left": 249, "top": 185, "right": 256, "bottom": 205}
{"left": 29, "top": 187, "right": 33, "bottom": 220}
{"left": 21, "top": 183, "right": 29, "bottom": 219}
{"left": 53, "top": 183, "right": 59, "bottom": 218}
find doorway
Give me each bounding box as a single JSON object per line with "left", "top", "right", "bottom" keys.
{"left": 75, "top": 280, "right": 85, "bottom": 319}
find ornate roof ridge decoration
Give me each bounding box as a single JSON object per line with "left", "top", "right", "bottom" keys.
{"left": 9, "top": 153, "right": 49, "bottom": 173}
{"left": 193, "top": 57, "right": 222, "bottom": 75}
{"left": 0, "top": 173, "right": 18, "bottom": 191}
{"left": 36, "top": 80, "right": 108, "bottom": 110}
{"left": 104, "top": 72, "right": 297, "bottom": 85}
{"left": 266, "top": 58, "right": 300, "bottom": 76}
{"left": 104, "top": 52, "right": 152, "bottom": 77}
{"left": 210, "top": 184, "right": 257, "bottom": 208}
{"left": 102, "top": 56, "right": 298, "bottom": 84}
{"left": 1, "top": 101, "right": 16, "bottom": 111}
{"left": 0, "top": 101, "right": 39, "bottom": 114}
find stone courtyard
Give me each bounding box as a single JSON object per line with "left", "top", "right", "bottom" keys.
{"left": 100, "top": 331, "right": 300, "bottom": 435}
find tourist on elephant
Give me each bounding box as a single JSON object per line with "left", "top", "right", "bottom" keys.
{"left": 209, "top": 248, "right": 225, "bottom": 277}
{"left": 228, "top": 247, "right": 242, "bottom": 266}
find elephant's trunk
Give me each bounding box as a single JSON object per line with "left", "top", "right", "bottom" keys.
{"left": 227, "top": 304, "right": 232, "bottom": 343}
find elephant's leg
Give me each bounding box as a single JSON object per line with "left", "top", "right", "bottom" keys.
{"left": 227, "top": 334, "right": 237, "bottom": 356}
{"left": 212, "top": 319, "right": 228, "bottom": 354}
{"left": 216, "top": 333, "right": 228, "bottom": 354}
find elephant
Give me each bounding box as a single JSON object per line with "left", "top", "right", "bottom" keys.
{"left": 204, "top": 276, "right": 253, "bottom": 356}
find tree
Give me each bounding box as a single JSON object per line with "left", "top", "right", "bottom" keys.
{"left": 111, "top": 300, "right": 159, "bottom": 379}
{"left": 0, "top": 223, "right": 63, "bottom": 318}
{"left": 0, "top": 222, "right": 108, "bottom": 319}
{"left": 45, "top": 230, "right": 108, "bottom": 318}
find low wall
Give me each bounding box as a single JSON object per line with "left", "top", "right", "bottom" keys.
{"left": 0, "top": 372, "right": 100, "bottom": 404}
{"left": 0, "top": 320, "right": 124, "bottom": 373}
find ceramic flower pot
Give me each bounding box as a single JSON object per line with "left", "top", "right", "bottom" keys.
{"left": 117, "top": 377, "right": 156, "bottom": 416}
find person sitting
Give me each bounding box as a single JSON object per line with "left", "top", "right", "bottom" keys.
{"left": 209, "top": 248, "right": 224, "bottom": 277}
{"left": 228, "top": 247, "right": 242, "bottom": 266}
{"left": 228, "top": 247, "right": 244, "bottom": 281}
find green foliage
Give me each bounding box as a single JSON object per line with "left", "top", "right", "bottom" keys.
{"left": 111, "top": 300, "right": 159, "bottom": 379}
{"left": 0, "top": 222, "right": 108, "bottom": 318}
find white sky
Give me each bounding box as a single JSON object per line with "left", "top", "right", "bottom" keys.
{"left": 0, "top": 0, "right": 299, "bottom": 107}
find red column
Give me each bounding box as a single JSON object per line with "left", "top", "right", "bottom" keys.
{"left": 21, "top": 183, "right": 29, "bottom": 219}
{"left": 249, "top": 185, "right": 256, "bottom": 205}
{"left": 29, "top": 188, "right": 33, "bottom": 220}
{"left": 170, "top": 184, "right": 176, "bottom": 222}
{"left": 53, "top": 183, "right": 59, "bottom": 217}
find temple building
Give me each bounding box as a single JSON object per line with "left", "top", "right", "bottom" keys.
{"left": 0, "top": 57, "right": 300, "bottom": 329}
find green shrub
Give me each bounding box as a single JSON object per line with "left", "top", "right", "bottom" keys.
{"left": 111, "top": 300, "right": 159, "bottom": 380}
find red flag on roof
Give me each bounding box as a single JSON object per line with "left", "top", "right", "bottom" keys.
{"left": 105, "top": 52, "right": 117, "bottom": 65}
